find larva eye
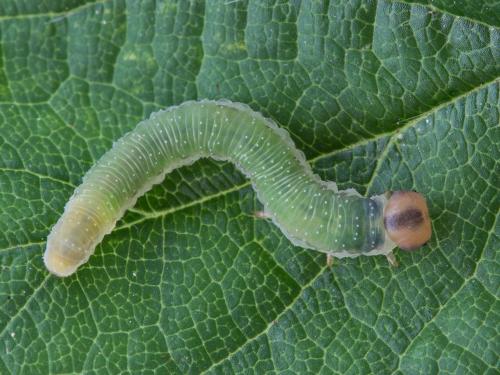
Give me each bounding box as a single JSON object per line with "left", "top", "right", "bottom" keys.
{"left": 383, "top": 191, "right": 432, "bottom": 251}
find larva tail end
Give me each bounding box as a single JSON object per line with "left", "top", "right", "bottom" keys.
{"left": 43, "top": 248, "right": 78, "bottom": 277}
{"left": 383, "top": 191, "right": 431, "bottom": 251}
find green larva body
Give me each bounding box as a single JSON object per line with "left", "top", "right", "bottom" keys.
{"left": 44, "top": 100, "right": 396, "bottom": 277}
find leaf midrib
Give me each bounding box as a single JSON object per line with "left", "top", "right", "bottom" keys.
{"left": 118, "top": 77, "right": 500, "bottom": 228}
{"left": 1, "top": 77, "right": 496, "bottom": 237}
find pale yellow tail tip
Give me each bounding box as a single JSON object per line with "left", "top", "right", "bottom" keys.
{"left": 43, "top": 249, "right": 78, "bottom": 277}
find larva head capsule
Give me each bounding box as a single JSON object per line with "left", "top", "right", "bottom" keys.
{"left": 383, "top": 191, "right": 431, "bottom": 251}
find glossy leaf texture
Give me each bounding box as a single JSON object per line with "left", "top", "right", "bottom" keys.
{"left": 0, "top": 1, "right": 498, "bottom": 374}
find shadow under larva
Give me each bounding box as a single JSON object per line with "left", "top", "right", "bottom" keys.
{"left": 44, "top": 100, "right": 432, "bottom": 277}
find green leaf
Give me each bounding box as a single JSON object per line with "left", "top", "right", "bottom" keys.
{"left": 0, "top": 0, "right": 498, "bottom": 373}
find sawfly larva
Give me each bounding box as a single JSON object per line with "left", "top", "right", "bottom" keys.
{"left": 44, "top": 100, "right": 431, "bottom": 277}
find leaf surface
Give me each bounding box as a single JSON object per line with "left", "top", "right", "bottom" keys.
{"left": 0, "top": 1, "right": 498, "bottom": 373}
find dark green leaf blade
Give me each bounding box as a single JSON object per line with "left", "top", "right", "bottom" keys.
{"left": 0, "top": 1, "right": 498, "bottom": 374}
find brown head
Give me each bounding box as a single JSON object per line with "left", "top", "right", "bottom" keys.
{"left": 383, "top": 191, "right": 431, "bottom": 251}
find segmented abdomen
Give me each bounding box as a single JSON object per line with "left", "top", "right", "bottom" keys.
{"left": 44, "top": 100, "right": 392, "bottom": 277}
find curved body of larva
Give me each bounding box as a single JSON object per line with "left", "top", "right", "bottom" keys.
{"left": 45, "top": 100, "right": 411, "bottom": 277}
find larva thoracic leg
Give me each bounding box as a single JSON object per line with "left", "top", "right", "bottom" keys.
{"left": 44, "top": 100, "right": 432, "bottom": 277}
